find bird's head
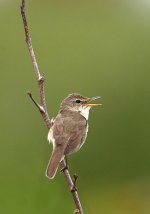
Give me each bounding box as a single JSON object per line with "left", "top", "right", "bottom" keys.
{"left": 60, "top": 93, "right": 102, "bottom": 118}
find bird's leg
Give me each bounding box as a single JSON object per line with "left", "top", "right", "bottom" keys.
{"left": 71, "top": 173, "right": 78, "bottom": 192}
{"left": 65, "top": 155, "right": 69, "bottom": 168}
{"left": 60, "top": 156, "right": 69, "bottom": 172}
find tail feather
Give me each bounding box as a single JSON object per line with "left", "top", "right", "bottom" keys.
{"left": 45, "top": 148, "right": 64, "bottom": 179}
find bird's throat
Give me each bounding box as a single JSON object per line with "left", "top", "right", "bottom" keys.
{"left": 79, "top": 106, "right": 91, "bottom": 120}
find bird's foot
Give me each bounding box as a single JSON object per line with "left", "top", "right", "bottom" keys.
{"left": 60, "top": 164, "right": 69, "bottom": 172}
{"left": 60, "top": 156, "right": 69, "bottom": 173}
{"left": 71, "top": 173, "right": 78, "bottom": 192}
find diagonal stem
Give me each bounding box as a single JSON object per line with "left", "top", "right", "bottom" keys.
{"left": 20, "top": 1, "right": 83, "bottom": 213}
{"left": 60, "top": 160, "right": 83, "bottom": 214}
{"left": 20, "top": 0, "right": 51, "bottom": 129}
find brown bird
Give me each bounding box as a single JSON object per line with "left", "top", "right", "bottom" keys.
{"left": 46, "top": 93, "right": 101, "bottom": 179}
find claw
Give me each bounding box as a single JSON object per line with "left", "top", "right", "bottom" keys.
{"left": 60, "top": 165, "right": 68, "bottom": 173}
{"left": 71, "top": 173, "right": 78, "bottom": 192}
{"left": 71, "top": 185, "right": 77, "bottom": 192}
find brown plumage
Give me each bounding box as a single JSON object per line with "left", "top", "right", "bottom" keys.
{"left": 45, "top": 93, "right": 101, "bottom": 179}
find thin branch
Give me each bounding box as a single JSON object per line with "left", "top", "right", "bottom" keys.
{"left": 20, "top": 0, "right": 51, "bottom": 129}
{"left": 27, "top": 91, "right": 45, "bottom": 113}
{"left": 60, "top": 160, "right": 83, "bottom": 214}
{"left": 20, "top": 1, "right": 83, "bottom": 213}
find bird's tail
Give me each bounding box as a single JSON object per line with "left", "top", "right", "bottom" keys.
{"left": 45, "top": 148, "right": 64, "bottom": 179}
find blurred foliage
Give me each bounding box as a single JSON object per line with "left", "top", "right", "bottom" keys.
{"left": 0, "top": 0, "right": 150, "bottom": 213}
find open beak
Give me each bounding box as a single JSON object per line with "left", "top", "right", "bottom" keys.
{"left": 85, "top": 96, "right": 102, "bottom": 107}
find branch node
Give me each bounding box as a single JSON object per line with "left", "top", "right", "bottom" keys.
{"left": 39, "top": 105, "right": 45, "bottom": 113}
{"left": 38, "top": 75, "right": 44, "bottom": 84}
{"left": 74, "top": 209, "right": 80, "bottom": 214}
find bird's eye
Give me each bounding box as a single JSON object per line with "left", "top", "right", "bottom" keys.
{"left": 76, "top": 99, "right": 81, "bottom": 103}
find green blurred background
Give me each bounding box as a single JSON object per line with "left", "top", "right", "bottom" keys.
{"left": 0, "top": 0, "right": 150, "bottom": 213}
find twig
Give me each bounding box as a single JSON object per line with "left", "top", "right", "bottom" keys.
{"left": 27, "top": 91, "right": 45, "bottom": 113}
{"left": 60, "top": 160, "right": 83, "bottom": 214}
{"left": 20, "top": 0, "right": 51, "bottom": 129}
{"left": 20, "top": 1, "right": 83, "bottom": 213}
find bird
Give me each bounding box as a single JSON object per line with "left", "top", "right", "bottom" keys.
{"left": 45, "top": 93, "right": 101, "bottom": 179}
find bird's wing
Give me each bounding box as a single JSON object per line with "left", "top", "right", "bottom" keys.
{"left": 52, "top": 114, "right": 84, "bottom": 147}
{"left": 46, "top": 113, "right": 87, "bottom": 179}
{"left": 64, "top": 121, "right": 87, "bottom": 155}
